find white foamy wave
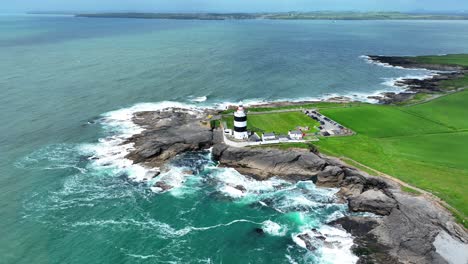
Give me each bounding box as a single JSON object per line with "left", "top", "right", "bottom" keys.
{"left": 381, "top": 73, "right": 437, "bottom": 90}
{"left": 360, "top": 55, "right": 434, "bottom": 71}
{"left": 360, "top": 55, "right": 407, "bottom": 70}
{"left": 79, "top": 101, "right": 204, "bottom": 184}
{"left": 150, "top": 166, "right": 192, "bottom": 194}
{"left": 125, "top": 254, "right": 158, "bottom": 260}
{"left": 70, "top": 218, "right": 192, "bottom": 237}
{"left": 187, "top": 219, "right": 261, "bottom": 232}
{"left": 262, "top": 220, "right": 287, "bottom": 236}
{"left": 190, "top": 96, "right": 208, "bottom": 103}
{"left": 219, "top": 185, "right": 246, "bottom": 198}
{"left": 15, "top": 144, "right": 86, "bottom": 172}
{"left": 292, "top": 225, "right": 358, "bottom": 264}
{"left": 211, "top": 167, "right": 289, "bottom": 198}
{"left": 291, "top": 233, "right": 309, "bottom": 250}
{"left": 318, "top": 225, "right": 358, "bottom": 264}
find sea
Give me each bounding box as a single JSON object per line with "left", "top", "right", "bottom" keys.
{"left": 1, "top": 14, "right": 468, "bottom": 264}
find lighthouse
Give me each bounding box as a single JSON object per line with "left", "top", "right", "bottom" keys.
{"left": 233, "top": 105, "right": 248, "bottom": 140}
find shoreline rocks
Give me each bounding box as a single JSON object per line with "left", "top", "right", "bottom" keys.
{"left": 124, "top": 108, "right": 216, "bottom": 168}
{"left": 124, "top": 108, "right": 468, "bottom": 264}
{"left": 366, "top": 55, "right": 467, "bottom": 104}
{"left": 212, "top": 144, "right": 327, "bottom": 181}
{"left": 212, "top": 144, "right": 468, "bottom": 263}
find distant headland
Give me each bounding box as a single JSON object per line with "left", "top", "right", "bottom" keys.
{"left": 61, "top": 11, "right": 468, "bottom": 20}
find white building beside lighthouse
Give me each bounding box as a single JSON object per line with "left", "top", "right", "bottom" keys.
{"left": 233, "top": 105, "right": 248, "bottom": 140}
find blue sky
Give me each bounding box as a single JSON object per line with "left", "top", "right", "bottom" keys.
{"left": 2, "top": 0, "right": 468, "bottom": 13}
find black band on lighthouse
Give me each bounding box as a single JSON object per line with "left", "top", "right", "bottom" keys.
{"left": 234, "top": 116, "right": 247, "bottom": 122}
{"left": 234, "top": 126, "right": 247, "bottom": 132}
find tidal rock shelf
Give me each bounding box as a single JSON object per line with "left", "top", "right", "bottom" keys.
{"left": 366, "top": 55, "right": 467, "bottom": 104}
{"left": 124, "top": 108, "right": 468, "bottom": 264}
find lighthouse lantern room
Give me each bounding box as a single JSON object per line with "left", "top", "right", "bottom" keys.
{"left": 233, "top": 105, "right": 248, "bottom": 140}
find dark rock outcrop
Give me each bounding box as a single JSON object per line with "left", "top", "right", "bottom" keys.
{"left": 125, "top": 109, "right": 215, "bottom": 167}
{"left": 316, "top": 165, "right": 345, "bottom": 187}
{"left": 212, "top": 144, "right": 327, "bottom": 180}
{"left": 153, "top": 181, "right": 173, "bottom": 191}
{"left": 367, "top": 55, "right": 465, "bottom": 71}
{"left": 348, "top": 189, "right": 397, "bottom": 215}
{"left": 296, "top": 233, "right": 317, "bottom": 251}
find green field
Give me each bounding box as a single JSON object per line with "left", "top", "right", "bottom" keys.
{"left": 318, "top": 105, "right": 451, "bottom": 138}
{"left": 315, "top": 90, "right": 468, "bottom": 220}
{"left": 413, "top": 54, "right": 468, "bottom": 68}
{"left": 223, "top": 111, "right": 319, "bottom": 135}
{"left": 221, "top": 102, "right": 362, "bottom": 114}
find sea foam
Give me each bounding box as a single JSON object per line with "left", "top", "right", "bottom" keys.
{"left": 80, "top": 101, "right": 202, "bottom": 184}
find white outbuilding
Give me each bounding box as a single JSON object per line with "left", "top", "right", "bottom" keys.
{"left": 288, "top": 130, "right": 303, "bottom": 140}
{"left": 262, "top": 132, "right": 277, "bottom": 142}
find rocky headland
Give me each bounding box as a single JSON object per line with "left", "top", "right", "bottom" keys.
{"left": 124, "top": 108, "right": 468, "bottom": 264}
{"left": 367, "top": 55, "right": 467, "bottom": 104}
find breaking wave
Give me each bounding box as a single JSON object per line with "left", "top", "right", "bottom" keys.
{"left": 190, "top": 95, "right": 208, "bottom": 103}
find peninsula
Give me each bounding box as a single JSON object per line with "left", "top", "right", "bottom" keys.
{"left": 119, "top": 54, "right": 468, "bottom": 263}
{"left": 74, "top": 11, "right": 468, "bottom": 20}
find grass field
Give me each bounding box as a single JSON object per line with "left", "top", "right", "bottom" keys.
{"left": 413, "top": 54, "right": 468, "bottom": 68}
{"left": 405, "top": 94, "right": 468, "bottom": 129}
{"left": 223, "top": 111, "right": 319, "bottom": 134}
{"left": 318, "top": 105, "right": 451, "bottom": 138}
{"left": 315, "top": 90, "right": 468, "bottom": 220}
{"left": 221, "top": 102, "right": 363, "bottom": 114}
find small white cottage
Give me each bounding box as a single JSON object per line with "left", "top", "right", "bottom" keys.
{"left": 288, "top": 130, "right": 303, "bottom": 140}
{"left": 262, "top": 132, "right": 276, "bottom": 141}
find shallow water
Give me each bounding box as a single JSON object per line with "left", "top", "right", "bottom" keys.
{"left": 2, "top": 15, "right": 468, "bottom": 263}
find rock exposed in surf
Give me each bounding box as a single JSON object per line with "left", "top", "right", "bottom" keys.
{"left": 254, "top": 228, "right": 265, "bottom": 235}
{"left": 125, "top": 109, "right": 215, "bottom": 167}
{"left": 153, "top": 181, "right": 173, "bottom": 192}
{"left": 296, "top": 233, "right": 317, "bottom": 251}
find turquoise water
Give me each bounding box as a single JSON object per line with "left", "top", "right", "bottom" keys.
{"left": 2, "top": 15, "right": 468, "bottom": 263}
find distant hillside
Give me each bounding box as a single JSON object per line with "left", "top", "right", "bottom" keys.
{"left": 75, "top": 12, "right": 258, "bottom": 20}
{"left": 74, "top": 11, "right": 468, "bottom": 20}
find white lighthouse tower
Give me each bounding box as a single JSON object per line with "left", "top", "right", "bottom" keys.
{"left": 233, "top": 105, "right": 248, "bottom": 140}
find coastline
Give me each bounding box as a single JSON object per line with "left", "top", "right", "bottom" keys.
{"left": 213, "top": 54, "right": 465, "bottom": 109}
{"left": 363, "top": 55, "right": 467, "bottom": 104}
{"left": 80, "top": 54, "right": 468, "bottom": 263}
{"left": 92, "top": 104, "right": 467, "bottom": 263}
{"left": 73, "top": 12, "right": 468, "bottom": 21}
